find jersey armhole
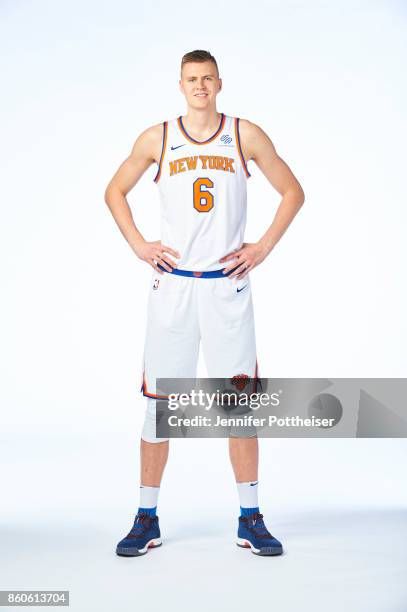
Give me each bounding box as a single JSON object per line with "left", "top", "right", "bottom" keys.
{"left": 234, "top": 117, "right": 251, "bottom": 178}
{"left": 153, "top": 121, "right": 168, "bottom": 183}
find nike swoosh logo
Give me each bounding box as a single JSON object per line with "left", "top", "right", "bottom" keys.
{"left": 171, "top": 144, "right": 185, "bottom": 150}
{"left": 237, "top": 285, "right": 247, "bottom": 293}
{"left": 250, "top": 482, "right": 258, "bottom": 486}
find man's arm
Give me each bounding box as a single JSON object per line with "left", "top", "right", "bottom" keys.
{"left": 220, "top": 119, "right": 305, "bottom": 279}
{"left": 104, "top": 124, "right": 179, "bottom": 274}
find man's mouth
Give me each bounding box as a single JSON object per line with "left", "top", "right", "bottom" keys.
{"left": 195, "top": 93, "right": 208, "bottom": 97}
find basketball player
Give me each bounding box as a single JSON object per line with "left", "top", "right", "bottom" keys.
{"left": 105, "top": 50, "right": 304, "bottom": 556}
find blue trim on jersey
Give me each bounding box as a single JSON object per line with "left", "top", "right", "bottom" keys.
{"left": 178, "top": 113, "right": 225, "bottom": 144}
{"left": 157, "top": 264, "right": 238, "bottom": 278}
{"left": 153, "top": 121, "right": 167, "bottom": 182}
{"left": 236, "top": 117, "right": 251, "bottom": 178}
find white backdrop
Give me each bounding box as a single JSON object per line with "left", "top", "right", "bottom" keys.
{"left": 1, "top": 2, "right": 406, "bottom": 611}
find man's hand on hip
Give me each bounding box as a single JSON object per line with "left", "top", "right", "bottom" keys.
{"left": 135, "top": 240, "right": 180, "bottom": 274}
{"left": 219, "top": 242, "right": 270, "bottom": 280}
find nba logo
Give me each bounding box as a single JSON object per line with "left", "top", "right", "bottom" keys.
{"left": 153, "top": 279, "right": 160, "bottom": 290}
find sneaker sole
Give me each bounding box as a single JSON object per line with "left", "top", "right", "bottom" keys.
{"left": 237, "top": 538, "right": 283, "bottom": 556}
{"left": 116, "top": 538, "right": 162, "bottom": 557}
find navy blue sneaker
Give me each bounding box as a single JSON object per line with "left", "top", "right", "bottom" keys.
{"left": 116, "top": 512, "right": 162, "bottom": 556}
{"left": 237, "top": 512, "right": 283, "bottom": 556}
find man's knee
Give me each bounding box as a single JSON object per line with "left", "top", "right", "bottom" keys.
{"left": 141, "top": 398, "right": 170, "bottom": 444}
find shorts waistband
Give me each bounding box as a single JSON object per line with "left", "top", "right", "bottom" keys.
{"left": 157, "top": 264, "right": 237, "bottom": 278}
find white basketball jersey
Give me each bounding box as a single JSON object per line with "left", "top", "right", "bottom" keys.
{"left": 153, "top": 113, "right": 251, "bottom": 271}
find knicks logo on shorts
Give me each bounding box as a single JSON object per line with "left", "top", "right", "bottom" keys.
{"left": 193, "top": 271, "right": 203, "bottom": 277}
{"left": 231, "top": 373, "right": 250, "bottom": 391}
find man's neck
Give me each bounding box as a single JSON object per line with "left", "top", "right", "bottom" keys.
{"left": 182, "top": 108, "right": 221, "bottom": 138}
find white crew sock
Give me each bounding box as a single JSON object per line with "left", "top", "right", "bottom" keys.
{"left": 237, "top": 480, "right": 259, "bottom": 509}
{"left": 139, "top": 485, "right": 160, "bottom": 510}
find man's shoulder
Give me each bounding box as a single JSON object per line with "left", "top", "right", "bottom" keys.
{"left": 131, "top": 122, "right": 166, "bottom": 161}
{"left": 237, "top": 118, "right": 262, "bottom": 139}
{"left": 235, "top": 118, "right": 267, "bottom": 161}
{"left": 138, "top": 122, "right": 165, "bottom": 143}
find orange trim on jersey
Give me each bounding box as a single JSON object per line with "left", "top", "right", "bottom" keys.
{"left": 153, "top": 121, "right": 168, "bottom": 183}
{"left": 177, "top": 113, "right": 226, "bottom": 145}
{"left": 234, "top": 117, "right": 251, "bottom": 178}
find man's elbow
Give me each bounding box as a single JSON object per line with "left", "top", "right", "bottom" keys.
{"left": 104, "top": 182, "right": 121, "bottom": 206}
{"left": 104, "top": 187, "right": 110, "bottom": 206}
{"left": 287, "top": 183, "right": 305, "bottom": 208}
{"left": 297, "top": 185, "right": 305, "bottom": 207}
{"left": 104, "top": 181, "right": 113, "bottom": 205}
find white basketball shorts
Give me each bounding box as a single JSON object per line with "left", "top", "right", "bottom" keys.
{"left": 140, "top": 270, "right": 258, "bottom": 442}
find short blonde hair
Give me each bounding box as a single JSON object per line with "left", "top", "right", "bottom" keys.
{"left": 181, "top": 50, "right": 219, "bottom": 77}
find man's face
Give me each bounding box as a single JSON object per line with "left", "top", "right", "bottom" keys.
{"left": 179, "top": 61, "right": 222, "bottom": 109}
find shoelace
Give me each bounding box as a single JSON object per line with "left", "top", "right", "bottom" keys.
{"left": 242, "top": 512, "right": 273, "bottom": 539}
{"left": 127, "top": 513, "right": 155, "bottom": 538}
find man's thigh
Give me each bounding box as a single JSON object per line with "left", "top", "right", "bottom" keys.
{"left": 141, "top": 273, "right": 200, "bottom": 398}
{"left": 199, "top": 275, "right": 257, "bottom": 379}
{"left": 199, "top": 275, "right": 258, "bottom": 438}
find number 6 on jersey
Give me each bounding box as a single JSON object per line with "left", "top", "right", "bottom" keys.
{"left": 193, "top": 177, "right": 214, "bottom": 212}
